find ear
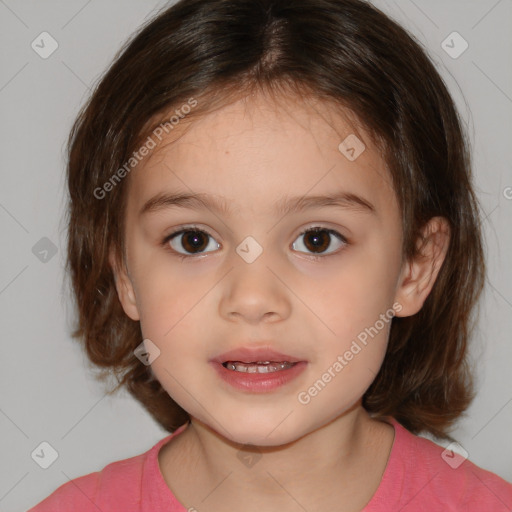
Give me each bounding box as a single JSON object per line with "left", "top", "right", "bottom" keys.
{"left": 394, "top": 216, "right": 451, "bottom": 317}
{"left": 109, "top": 248, "right": 140, "bottom": 321}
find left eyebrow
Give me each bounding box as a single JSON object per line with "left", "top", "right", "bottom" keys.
{"left": 139, "top": 190, "right": 377, "bottom": 217}
{"left": 274, "top": 192, "right": 376, "bottom": 216}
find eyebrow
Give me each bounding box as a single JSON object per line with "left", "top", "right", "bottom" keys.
{"left": 139, "top": 190, "right": 376, "bottom": 217}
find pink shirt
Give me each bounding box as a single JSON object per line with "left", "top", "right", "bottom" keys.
{"left": 28, "top": 417, "right": 512, "bottom": 511}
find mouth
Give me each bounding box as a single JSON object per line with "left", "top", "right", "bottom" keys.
{"left": 210, "top": 346, "right": 307, "bottom": 392}
{"left": 222, "top": 360, "right": 297, "bottom": 373}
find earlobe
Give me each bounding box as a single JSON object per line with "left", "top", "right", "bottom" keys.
{"left": 108, "top": 248, "right": 140, "bottom": 321}
{"left": 394, "top": 217, "right": 451, "bottom": 317}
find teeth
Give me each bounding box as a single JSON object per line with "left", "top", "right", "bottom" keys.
{"left": 224, "top": 361, "right": 295, "bottom": 373}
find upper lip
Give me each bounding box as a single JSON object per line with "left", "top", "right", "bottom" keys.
{"left": 211, "top": 346, "right": 305, "bottom": 364}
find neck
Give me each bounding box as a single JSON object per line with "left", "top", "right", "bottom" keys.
{"left": 159, "top": 405, "right": 395, "bottom": 512}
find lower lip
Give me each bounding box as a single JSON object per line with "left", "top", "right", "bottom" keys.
{"left": 210, "top": 361, "right": 307, "bottom": 392}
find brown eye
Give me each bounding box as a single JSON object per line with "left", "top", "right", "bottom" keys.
{"left": 167, "top": 229, "right": 220, "bottom": 255}
{"left": 292, "top": 228, "right": 346, "bottom": 255}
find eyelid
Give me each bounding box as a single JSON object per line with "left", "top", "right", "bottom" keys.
{"left": 162, "top": 224, "right": 221, "bottom": 256}
{"left": 162, "top": 224, "right": 218, "bottom": 242}
{"left": 291, "top": 226, "right": 348, "bottom": 258}
{"left": 295, "top": 224, "right": 348, "bottom": 240}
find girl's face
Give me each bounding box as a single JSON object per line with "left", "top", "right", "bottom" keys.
{"left": 113, "top": 92, "right": 420, "bottom": 445}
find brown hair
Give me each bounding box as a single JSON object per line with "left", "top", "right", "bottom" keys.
{"left": 66, "top": 0, "right": 485, "bottom": 440}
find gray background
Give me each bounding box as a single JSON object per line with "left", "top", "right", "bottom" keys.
{"left": 0, "top": 1, "right": 511, "bottom": 510}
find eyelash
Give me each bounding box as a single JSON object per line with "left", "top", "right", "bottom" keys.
{"left": 161, "top": 225, "right": 348, "bottom": 260}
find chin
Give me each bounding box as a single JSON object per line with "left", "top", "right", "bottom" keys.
{"left": 219, "top": 415, "right": 308, "bottom": 448}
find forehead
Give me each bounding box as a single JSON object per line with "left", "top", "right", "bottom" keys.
{"left": 128, "top": 92, "right": 396, "bottom": 218}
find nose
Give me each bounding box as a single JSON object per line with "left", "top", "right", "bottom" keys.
{"left": 219, "top": 255, "right": 292, "bottom": 325}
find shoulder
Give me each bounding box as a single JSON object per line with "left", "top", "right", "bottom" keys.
{"left": 386, "top": 418, "right": 512, "bottom": 511}
{"left": 27, "top": 434, "right": 173, "bottom": 512}
{"left": 27, "top": 470, "right": 101, "bottom": 511}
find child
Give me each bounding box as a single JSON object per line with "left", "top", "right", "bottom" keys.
{"left": 29, "top": 0, "right": 512, "bottom": 510}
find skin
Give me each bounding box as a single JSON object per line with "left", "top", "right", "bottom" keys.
{"left": 111, "top": 90, "right": 450, "bottom": 512}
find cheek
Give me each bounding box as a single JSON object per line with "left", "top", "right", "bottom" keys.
{"left": 131, "top": 247, "right": 218, "bottom": 336}
{"left": 297, "top": 321, "right": 391, "bottom": 416}
{"left": 296, "top": 245, "right": 397, "bottom": 397}
{"left": 298, "top": 247, "right": 398, "bottom": 338}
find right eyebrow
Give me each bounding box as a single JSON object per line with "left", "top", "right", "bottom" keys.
{"left": 139, "top": 192, "right": 232, "bottom": 217}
